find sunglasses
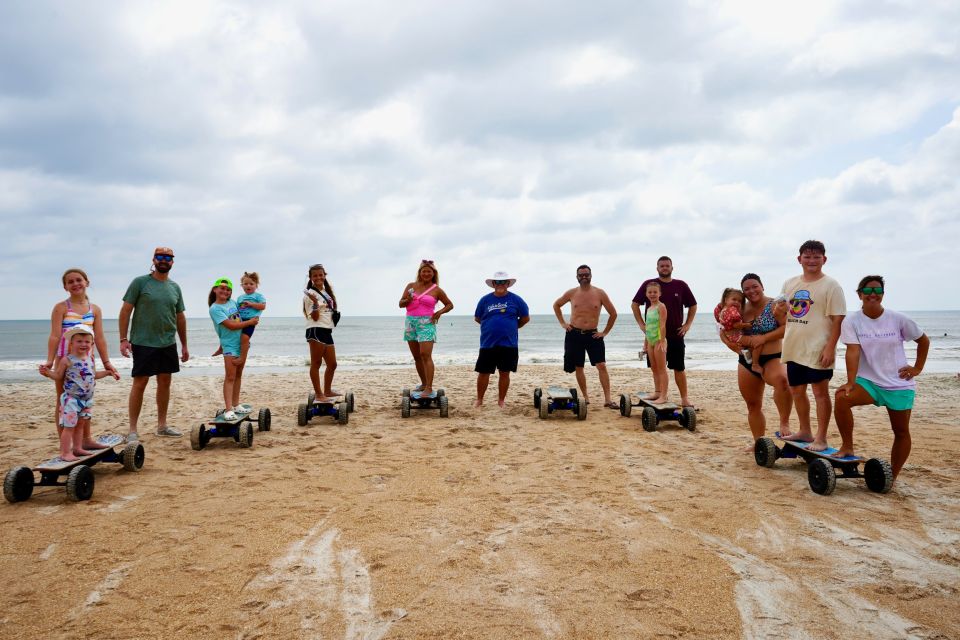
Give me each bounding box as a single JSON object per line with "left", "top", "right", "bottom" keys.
{"left": 421, "top": 259, "right": 434, "bottom": 265}
{"left": 154, "top": 254, "right": 174, "bottom": 262}
{"left": 860, "top": 287, "right": 884, "bottom": 295}
{"left": 493, "top": 280, "right": 508, "bottom": 285}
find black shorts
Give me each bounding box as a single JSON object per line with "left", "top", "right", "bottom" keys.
{"left": 563, "top": 328, "right": 605, "bottom": 373}
{"left": 738, "top": 352, "right": 782, "bottom": 379}
{"left": 786, "top": 361, "right": 833, "bottom": 386}
{"left": 242, "top": 325, "right": 256, "bottom": 337}
{"left": 305, "top": 327, "right": 334, "bottom": 345}
{"left": 646, "top": 337, "right": 686, "bottom": 371}
{"left": 475, "top": 347, "right": 519, "bottom": 374}
{"left": 131, "top": 344, "right": 180, "bottom": 378}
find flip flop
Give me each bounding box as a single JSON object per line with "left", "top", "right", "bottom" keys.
{"left": 604, "top": 401, "right": 619, "bottom": 409}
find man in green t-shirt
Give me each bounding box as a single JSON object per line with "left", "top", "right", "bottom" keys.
{"left": 118, "top": 247, "right": 190, "bottom": 442}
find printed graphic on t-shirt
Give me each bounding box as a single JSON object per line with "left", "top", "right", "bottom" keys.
{"left": 486, "top": 301, "right": 510, "bottom": 314}
{"left": 789, "top": 290, "right": 813, "bottom": 320}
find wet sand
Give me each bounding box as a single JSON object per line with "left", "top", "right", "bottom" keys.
{"left": 1, "top": 366, "right": 958, "bottom": 639}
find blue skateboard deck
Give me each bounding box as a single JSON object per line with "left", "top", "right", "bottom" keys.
{"left": 410, "top": 390, "right": 437, "bottom": 400}
{"left": 775, "top": 432, "right": 864, "bottom": 462}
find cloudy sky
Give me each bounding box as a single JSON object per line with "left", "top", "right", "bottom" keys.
{"left": 2, "top": 0, "right": 958, "bottom": 320}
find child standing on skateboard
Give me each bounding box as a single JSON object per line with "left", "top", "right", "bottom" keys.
{"left": 208, "top": 278, "right": 259, "bottom": 420}
{"left": 639, "top": 282, "right": 669, "bottom": 404}
{"left": 38, "top": 325, "right": 119, "bottom": 461}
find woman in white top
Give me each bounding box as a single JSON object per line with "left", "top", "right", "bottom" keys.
{"left": 303, "top": 264, "right": 339, "bottom": 400}
{"left": 834, "top": 275, "right": 929, "bottom": 481}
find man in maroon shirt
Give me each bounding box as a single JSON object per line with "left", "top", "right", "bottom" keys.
{"left": 630, "top": 256, "right": 698, "bottom": 407}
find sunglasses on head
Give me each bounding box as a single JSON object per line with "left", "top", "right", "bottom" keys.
{"left": 421, "top": 259, "right": 434, "bottom": 265}
{"left": 154, "top": 254, "right": 174, "bottom": 262}
{"left": 860, "top": 286, "right": 884, "bottom": 295}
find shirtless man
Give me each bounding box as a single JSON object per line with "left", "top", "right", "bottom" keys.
{"left": 553, "top": 265, "right": 618, "bottom": 407}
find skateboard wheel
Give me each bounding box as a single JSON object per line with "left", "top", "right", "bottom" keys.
{"left": 297, "top": 403, "right": 309, "bottom": 427}
{"left": 239, "top": 424, "right": 254, "bottom": 448}
{"left": 864, "top": 458, "right": 894, "bottom": 494}
{"left": 345, "top": 391, "right": 355, "bottom": 413}
{"left": 402, "top": 388, "right": 411, "bottom": 399}
{"left": 307, "top": 391, "right": 316, "bottom": 405}
{"left": 191, "top": 424, "right": 207, "bottom": 451}
{"left": 4, "top": 466, "right": 34, "bottom": 503}
{"left": 538, "top": 397, "right": 549, "bottom": 420}
{"left": 569, "top": 388, "right": 578, "bottom": 402}
{"left": 437, "top": 388, "right": 445, "bottom": 398}
{"left": 641, "top": 407, "right": 657, "bottom": 432}
{"left": 66, "top": 465, "right": 95, "bottom": 501}
{"left": 337, "top": 402, "right": 349, "bottom": 425}
{"left": 533, "top": 388, "right": 542, "bottom": 409}
{"left": 401, "top": 396, "right": 411, "bottom": 418}
{"left": 258, "top": 407, "right": 272, "bottom": 431}
{"left": 680, "top": 407, "right": 697, "bottom": 431}
{"left": 576, "top": 398, "right": 587, "bottom": 421}
{"left": 619, "top": 394, "right": 631, "bottom": 417}
{"left": 439, "top": 395, "right": 449, "bottom": 418}
{"left": 754, "top": 438, "right": 778, "bottom": 468}
{"left": 808, "top": 459, "right": 836, "bottom": 495}
{"left": 121, "top": 442, "right": 145, "bottom": 471}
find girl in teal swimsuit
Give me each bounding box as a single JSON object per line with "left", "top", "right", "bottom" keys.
{"left": 642, "top": 281, "right": 669, "bottom": 404}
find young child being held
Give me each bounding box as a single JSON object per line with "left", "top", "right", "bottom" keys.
{"left": 209, "top": 277, "right": 259, "bottom": 420}
{"left": 213, "top": 272, "right": 266, "bottom": 362}
{"left": 38, "top": 325, "right": 119, "bottom": 461}
{"left": 714, "top": 288, "right": 762, "bottom": 374}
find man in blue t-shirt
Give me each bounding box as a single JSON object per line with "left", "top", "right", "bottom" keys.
{"left": 474, "top": 271, "right": 530, "bottom": 407}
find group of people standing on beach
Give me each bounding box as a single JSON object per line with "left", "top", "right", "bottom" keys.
{"left": 38, "top": 241, "right": 929, "bottom": 485}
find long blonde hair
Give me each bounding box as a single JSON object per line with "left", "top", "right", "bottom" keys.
{"left": 415, "top": 260, "right": 439, "bottom": 285}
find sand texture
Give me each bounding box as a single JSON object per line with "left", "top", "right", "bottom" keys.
{"left": 1, "top": 366, "right": 958, "bottom": 639}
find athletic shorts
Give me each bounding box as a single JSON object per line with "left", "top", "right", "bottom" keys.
{"left": 131, "top": 343, "right": 180, "bottom": 378}
{"left": 305, "top": 327, "right": 334, "bottom": 345}
{"left": 738, "top": 352, "right": 782, "bottom": 379}
{"left": 563, "top": 328, "right": 605, "bottom": 373}
{"left": 59, "top": 394, "right": 93, "bottom": 428}
{"left": 242, "top": 325, "right": 256, "bottom": 337}
{"left": 404, "top": 315, "right": 437, "bottom": 342}
{"left": 475, "top": 346, "right": 519, "bottom": 374}
{"left": 786, "top": 361, "right": 833, "bottom": 386}
{"left": 856, "top": 377, "right": 915, "bottom": 411}
{"left": 646, "top": 337, "right": 686, "bottom": 371}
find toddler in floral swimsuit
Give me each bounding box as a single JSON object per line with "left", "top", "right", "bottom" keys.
{"left": 715, "top": 288, "right": 763, "bottom": 374}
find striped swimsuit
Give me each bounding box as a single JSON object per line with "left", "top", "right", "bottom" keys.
{"left": 57, "top": 299, "right": 95, "bottom": 358}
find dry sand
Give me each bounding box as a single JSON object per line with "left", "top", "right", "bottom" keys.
{"left": 1, "top": 366, "right": 958, "bottom": 639}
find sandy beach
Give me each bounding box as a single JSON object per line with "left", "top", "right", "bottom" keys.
{"left": 1, "top": 366, "right": 958, "bottom": 639}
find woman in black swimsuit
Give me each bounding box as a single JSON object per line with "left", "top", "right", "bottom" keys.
{"left": 718, "top": 274, "right": 792, "bottom": 451}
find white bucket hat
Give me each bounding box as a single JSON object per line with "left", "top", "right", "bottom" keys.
{"left": 63, "top": 324, "right": 95, "bottom": 342}
{"left": 485, "top": 271, "right": 517, "bottom": 288}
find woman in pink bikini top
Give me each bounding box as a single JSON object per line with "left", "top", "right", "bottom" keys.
{"left": 398, "top": 260, "right": 454, "bottom": 396}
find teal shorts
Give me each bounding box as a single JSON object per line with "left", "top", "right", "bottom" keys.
{"left": 404, "top": 315, "right": 437, "bottom": 342}
{"left": 856, "top": 377, "right": 915, "bottom": 411}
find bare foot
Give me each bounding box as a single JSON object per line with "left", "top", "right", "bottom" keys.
{"left": 73, "top": 448, "right": 93, "bottom": 457}
{"left": 778, "top": 426, "right": 792, "bottom": 438}
{"left": 807, "top": 440, "right": 829, "bottom": 452}
{"left": 60, "top": 453, "right": 79, "bottom": 462}
{"left": 751, "top": 363, "right": 763, "bottom": 375}
{"left": 649, "top": 396, "right": 668, "bottom": 404}
{"left": 742, "top": 443, "right": 756, "bottom": 453}
{"left": 473, "top": 399, "right": 483, "bottom": 408}
{"left": 832, "top": 448, "right": 856, "bottom": 458}
{"left": 497, "top": 400, "right": 505, "bottom": 408}
{"left": 324, "top": 389, "right": 343, "bottom": 398}
{"left": 781, "top": 431, "right": 814, "bottom": 442}
{"left": 422, "top": 388, "right": 433, "bottom": 396}
{"left": 643, "top": 392, "right": 659, "bottom": 400}
{"left": 82, "top": 439, "right": 110, "bottom": 450}
{"left": 212, "top": 346, "right": 222, "bottom": 357}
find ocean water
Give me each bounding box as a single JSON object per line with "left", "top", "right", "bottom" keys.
{"left": 1, "top": 312, "right": 958, "bottom": 382}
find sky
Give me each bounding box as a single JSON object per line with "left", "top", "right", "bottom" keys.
{"left": 2, "top": 0, "right": 959, "bottom": 321}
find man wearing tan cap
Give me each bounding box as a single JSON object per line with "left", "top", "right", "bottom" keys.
{"left": 118, "top": 247, "right": 189, "bottom": 441}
